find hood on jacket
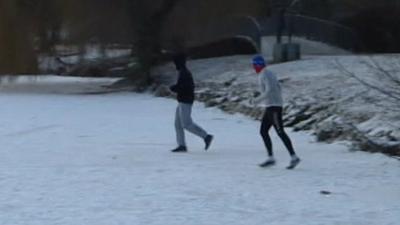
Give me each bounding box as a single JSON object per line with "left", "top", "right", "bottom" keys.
{"left": 173, "top": 53, "right": 187, "bottom": 71}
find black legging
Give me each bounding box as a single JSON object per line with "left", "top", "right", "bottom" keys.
{"left": 260, "top": 106, "right": 296, "bottom": 157}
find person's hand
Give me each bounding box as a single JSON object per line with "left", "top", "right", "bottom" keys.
{"left": 169, "top": 85, "right": 177, "bottom": 92}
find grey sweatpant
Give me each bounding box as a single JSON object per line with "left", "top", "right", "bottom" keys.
{"left": 175, "top": 103, "right": 208, "bottom": 146}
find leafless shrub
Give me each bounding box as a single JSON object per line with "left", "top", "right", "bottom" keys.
{"left": 334, "top": 56, "right": 400, "bottom": 111}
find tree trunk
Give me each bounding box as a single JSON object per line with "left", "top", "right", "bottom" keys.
{"left": 0, "top": 0, "right": 38, "bottom": 74}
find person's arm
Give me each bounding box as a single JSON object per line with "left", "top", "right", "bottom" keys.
{"left": 170, "top": 84, "right": 178, "bottom": 93}
{"left": 170, "top": 72, "right": 193, "bottom": 94}
{"left": 251, "top": 75, "right": 269, "bottom": 104}
{"left": 170, "top": 73, "right": 182, "bottom": 93}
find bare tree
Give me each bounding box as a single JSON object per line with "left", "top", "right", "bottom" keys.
{"left": 127, "top": 0, "right": 182, "bottom": 83}
{"left": 0, "top": 0, "right": 38, "bottom": 74}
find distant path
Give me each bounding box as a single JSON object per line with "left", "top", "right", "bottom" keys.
{"left": 0, "top": 75, "right": 122, "bottom": 95}
{"left": 261, "top": 36, "right": 351, "bottom": 58}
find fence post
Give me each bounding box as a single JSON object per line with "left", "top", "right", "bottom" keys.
{"left": 273, "top": 43, "right": 287, "bottom": 62}
{"left": 286, "top": 43, "right": 301, "bottom": 61}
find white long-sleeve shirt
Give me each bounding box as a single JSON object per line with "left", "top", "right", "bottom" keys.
{"left": 253, "top": 69, "right": 283, "bottom": 107}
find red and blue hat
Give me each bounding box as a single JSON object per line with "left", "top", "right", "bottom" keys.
{"left": 252, "top": 55, "right": 266, "bottom": 67}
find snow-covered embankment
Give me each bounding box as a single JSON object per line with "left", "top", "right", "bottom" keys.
{"left": 151, "top": 55, "right": 400, "bottom": 156}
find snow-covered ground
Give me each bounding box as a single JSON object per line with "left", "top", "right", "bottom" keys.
{"left": 0, "top": 76, "right": 399, "bottom": 225}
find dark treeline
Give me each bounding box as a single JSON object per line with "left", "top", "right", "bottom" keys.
{"left": 0, "top": 0, "right": 399, "bottom": 75}
{"left": 0, "top": 0, "right": 266, "bottom": 75}
{"left": 297, "top": 0, "right": 400, "bottom": 52}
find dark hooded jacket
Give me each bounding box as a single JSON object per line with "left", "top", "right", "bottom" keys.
{"left": 170, "top": 55, "right": 195, "bottom": 104}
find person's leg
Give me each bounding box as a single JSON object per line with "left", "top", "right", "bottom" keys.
{"left": 179, "top": 103, "right": 208, "bottom": 138}
{"left": 270, "top": 107, "right": 296, "bottom": 156}
{"left": 172, "top": 105, "right": 187, "bottom": 152}
{"left": 260, "top": 108, "right": 273, "bottom": 157}
{"left": 179, "top": 103, "right": 213, "bottom": 150}
{"left": 270, "top": 107, "right": 300, "bottom": 169}
{"left": 259, "top": 108, "right": 276, "bottom": 167}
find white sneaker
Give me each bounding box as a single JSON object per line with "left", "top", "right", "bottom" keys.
{"left": 259, "top": 158, "right": 276, "bottom": 168}
{"left": 286, "top": 156, "right": 301, "bottom": 170}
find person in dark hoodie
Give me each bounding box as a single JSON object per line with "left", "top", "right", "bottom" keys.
{"left": 170, "top": 53, "right": 213, "bottom": 152}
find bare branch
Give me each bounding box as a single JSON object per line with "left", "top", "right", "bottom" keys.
{"left": 367, "top": 56, "right": 400, "bottom": 87}
{"left": 334, "top": 59, "right": 400, "bottom": 102}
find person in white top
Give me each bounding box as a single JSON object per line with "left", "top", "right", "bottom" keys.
{"left": 251, "top": 55, "right": 300, "bottom": 169}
